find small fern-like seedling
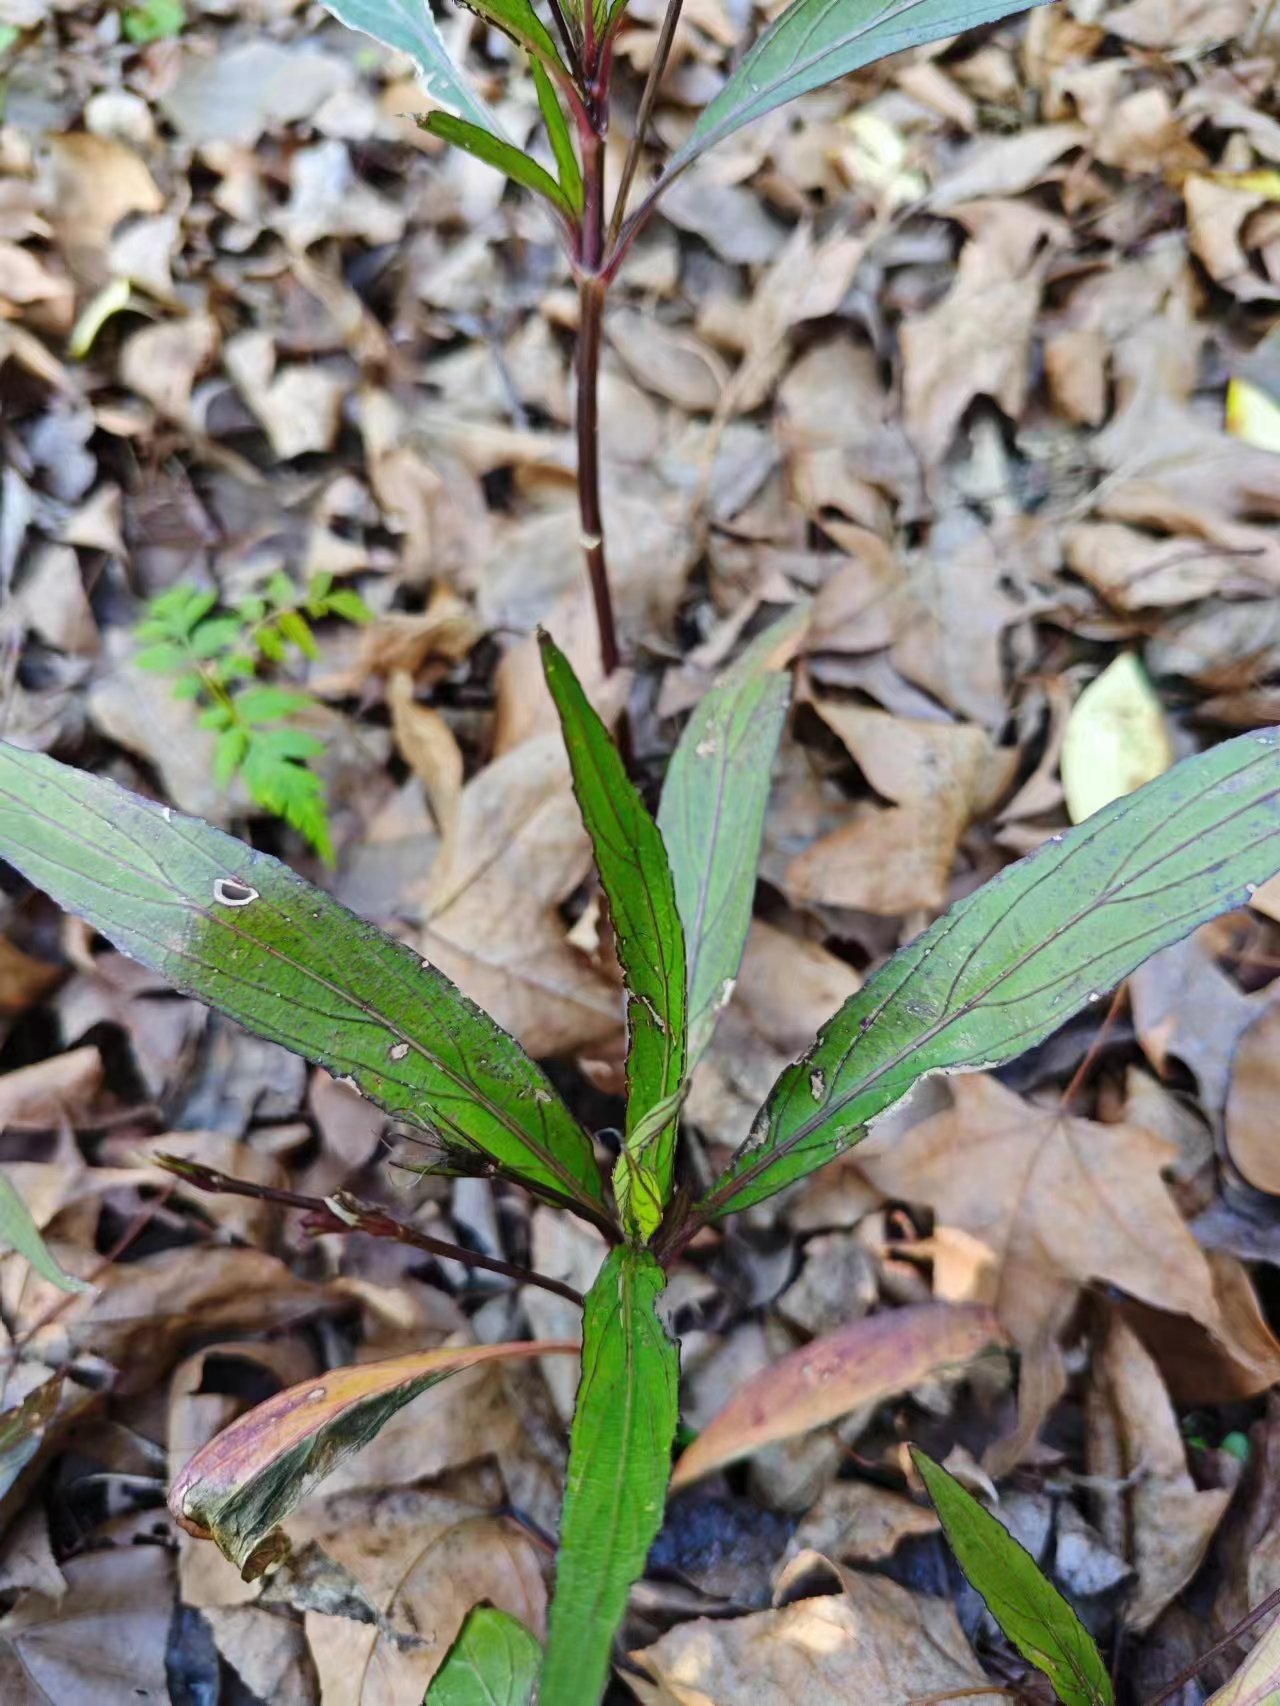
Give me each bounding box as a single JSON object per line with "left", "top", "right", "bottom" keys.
{"left": 133, "top": 573, "right": 371, "bottom": 863}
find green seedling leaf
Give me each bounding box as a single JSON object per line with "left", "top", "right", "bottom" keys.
{"left": 540, "top": 1249, "right": 678, "bottom": 1706}
{"left": 532, "top": 59, "right": 584, "bottom": 214}
{"left": 911, "top": 1449, "right": 1114, "bottom": 1706}
{"left": 316, "top": 0, "right": 504, "bottom": 140}
{"left": 122, "top": 0, "right": 185, "bottom": 43}
{"left": 0, "top": 1174, "right": 87, "bottom": 1294}
{"left": 231, "top": 686, "right": 314, "bottom": 725}
{"left": 0, "top": 745, "right": 612, "bottom": 1228}
{"left": 540, "top": 634, "right": 687, "bottom": 1240}
{"left": 664, "top": 0, "right": 1048, "bottom": 183}
{"left": 673, "top": 1302, "right": 1001, "bottom": 1488}
{"left": 170, "top": 1341, "right": 576, "bottom": 1575}
{"left": 426, "top": 1606, "right": 541, "bottom": 1705}
{"left": 658, "top": 606, "right": 805, "bottom": 1068}
{"left": 424, "top": 114, "right": 577, "bottom": 221}
{"left": 1206, "top": 1610, "right": 1280, "bottom": 1704}
{"left": 701, "top": 730, "right": 1280, "bottom": 1218}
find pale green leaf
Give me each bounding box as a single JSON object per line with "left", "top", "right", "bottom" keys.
{"left": 665, "top": 0, "right": 1049, "bottom": 180}
{"left": 700, "top": 730, "right": 1280, "bottom": 1218}
{"left": 540, "top": 1249, "right": 679, "bottom": 1706}
{"left": 0, "top": 1175, "right": 87, "bottom": 1294}
{"left": 316, "top": 0, "right": 504, "bottom": 139}
{"left": 0, "top": 744, "right": 612, "bottom": 1228}
{"left": 540, "top": 635, "right": 687, "bottom": 1240}
{"left": 1061, "top": 653, "right": 1173, "bottom": 824}
{"left": 912, "top": 1449, "right": 1113, "bottom": 1706}
{"left": 658, "top": 606, "right": 804, "bottom": 1068}
{"left": 426, "top": 1607, "right": 541, "bottom": 1706}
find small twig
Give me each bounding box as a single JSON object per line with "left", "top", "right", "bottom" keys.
{"left": 155, "top": 1155, "right": 584, "bottom": 1308}
{"left": 605, "top": 0, "right": 687, "bottom": 257}
{"left": 1058, "top": 981, "right": 1128, "bottom": 1113}
{"left": 906, "top": 1691, "right": 1017, "bottom": 1705}
{"left": 1144, "top": 1588, "right": 1280, "bottom": 1706}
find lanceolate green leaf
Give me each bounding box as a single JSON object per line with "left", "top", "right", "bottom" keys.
{"left": 912, "top": 1449, "right": 1114, "bottom": 1706}
{"left": 700, "top": 730, "right": 1280, "bottom": 1218}
{"left": 540, "top": 1249, "right": 678, "bottom": 1706}
{"left": 532, "top": 59, "right": 584, "bottom": 214}
{"left": 540, "top": 635, "right": 687, "bottom": 1239}
{"left": 665, "top": 0, "right": 1048, "bottom": 180}
{"left": 658, "top": 606, "right": 804, "bottom": 1068}
{"left": 0, "top": 1175, "right": 87, "bottom": 1294}
{"left": 317, "top": 0, "right": 503, "bottom": 140}
{"left": 170, "top": 1342, "right": 575, "bottom": 1575}
{"left": 0, "top": 744, "right": 611, "bottom": 1228}
{"left": 426, "top": 1606, "right": 541, "bottom": 1706}
{"left": 424, "top": 113, "right": 576, "bottom": 220}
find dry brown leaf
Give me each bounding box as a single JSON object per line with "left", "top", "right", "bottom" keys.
{"left": 63, "top": 1248, "right": 329, "bottom": 1393}
{"left": 288, "top": 1480, "right": 547, "bottom": 1704}
{"left": 1119, "top": 1251, "right": 1280, "bottom": 1405}
{"left": 0, "top": 1046, "right": 102, "bottom": 1129}
{"left": 16, "top": 544, "right": 98, "bottom": 655}
{"left": 224, "top": 331, "right": 349, "bottom": 459}
{"left": 1064, "top": 520, "right": 1266, "bottom": 609}
{"left": 1105, "top": 0, "right": 1251, "bottom": 49}
{"left": 785, "top": 705, "right": 1011, "bottom": 914}
{"left": 1226, "top": 1001, "right": 1280, "bottom": 1194}
{"left": 387, "top": 670, "right": 463, "bottom": 846}
{"left": 417, "top": 731, "right": 622, "bottom": 1055}
{"left": 607, "top": 308, "right": 727, "bottom": 411}
{"left": 1185, "top": 175, "right": 1280, "bottom": 303}
{"left": 0, "top": 937, "right": 60, "bottom": 1019}
{"left": 789, "top": 1480, "right": 938, "bottom": 1564}
{"left": 857, "top": 1074, "right": 1221, "bottom": 1355}
{"left": 39, "top": 133, "right": 163, "bottom": 287}
{"left": 1087, "top": 1316, "right": 1231, "bottom": 1630}
{"left": 119, "top": 314, "right": 219, "bottom": 426}
{"left": 902, "top": 204, "right": 1047, "bottom": 462}
{"left": 630, "top": 1566, "right": 1006, "bottom": 1704}
{"left": 0, "top": 1545, "right": 174, "bottom": 1705}
{"left": 1131, "top": 931, "right": 1265, "bottom": 1126}
{"left": 671, "top": 1302, "right": 1002, "bottom": 1489}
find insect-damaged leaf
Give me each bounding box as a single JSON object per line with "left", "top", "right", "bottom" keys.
{"left": 701, "top": 729, "right": 1280, "bottom": 1218}
{"left": 426, "top": 1606, "right": 541, "bottom": 1706}
{"left": 658, "top": 606, "right": 804, "bottom": 1069}
{"left": 317, "top": 0, "right": 504, "bottom": 140}
{"left": 0, "top": 744, "right": 611, "bottom": 1228}
{"left": 912, "top": 1449, "right": 1114, "bottom": 1706}
{"left": 540, "top": 1249, "right": 678, "bottom": 1706}
{"left": 663, "top": 0, "right": 1049, "bottom": 182}
{"left": 540, "top": 636, "right": 686, "bottom": 1240}
{"left": 0, "top": 1174, "right": 87, "bottom": 1294}
{"left": 170, "top": 1341, "right": 577, "bottom": 1576}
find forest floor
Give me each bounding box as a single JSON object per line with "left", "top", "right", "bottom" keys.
{"left": 3, "top": 0, "right": 1280, "bottom": 1699}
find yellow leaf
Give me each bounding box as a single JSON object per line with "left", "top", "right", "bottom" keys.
{"left": 1226, "top": 377, "right": 1280, "bottom": 453}
{"left": 1061, "top": 653, "right": 1173, "bottom": 824}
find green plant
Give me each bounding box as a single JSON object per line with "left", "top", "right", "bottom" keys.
{"left": 317, "top": 0, "right": 1050, "bottom": 675}
{"left": 1, "top": 616, "right": 1279, "bottom": 1700}
{"left": 133, "top": 573, "right": 371, "bottom": 863}
{"left": 913, "top": 1448, "right": 1113, "bottom": 1706}
{"left": 121, "top": 0, "right": 185, "bottom": 42}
